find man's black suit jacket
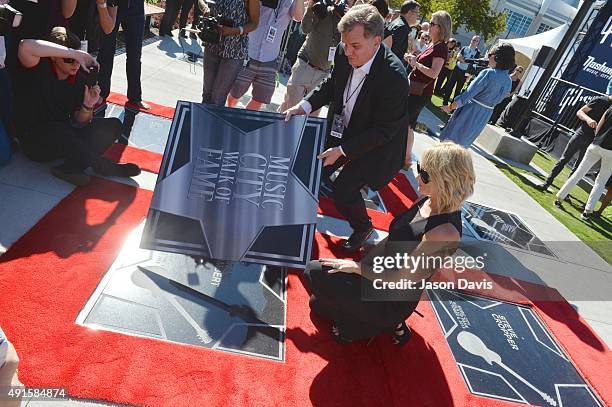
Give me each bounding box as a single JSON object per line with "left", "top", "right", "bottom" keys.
{"left": 306, "top": 43, "right": 409, "bottom": 191}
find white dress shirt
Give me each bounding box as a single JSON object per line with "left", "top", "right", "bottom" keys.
{"left": 299, "top": 46, "right": 379, "bottom": 155}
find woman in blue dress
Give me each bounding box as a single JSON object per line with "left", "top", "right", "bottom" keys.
{"left": 439, "top": 43, "right": 516, "bottom": 148}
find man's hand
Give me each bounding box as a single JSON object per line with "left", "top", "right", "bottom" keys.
{"left": 283, "top": 104, "right": 306, "bottom": 121}
{"left": 320, "top": 258, "right": 361, "bottom": 275}
{"left": 73, "top": 49, "right": 99, "bottom": 72}
{"left": 318, "top": 147, "right": 343, "bottom": 166}
{"left": 83, "top": 85, "right": 101, "bottom": 108}
{"left": 588, "top": 118, "right": 597, "bottom": 129}
{"left": 441, "top": 104, "right": 452, "bottom": 114}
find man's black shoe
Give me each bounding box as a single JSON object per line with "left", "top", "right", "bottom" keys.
{"left": 341, "top": 227, "right": 374, "bottom": 252}
{"left": 94, "top": 161, "right": 142, "bottom": 178}
{"left": 50, "top": 165, "right": 90, "bottom": 186}
{"left": 535, "top": 182, "right": 549, "bottom": 191}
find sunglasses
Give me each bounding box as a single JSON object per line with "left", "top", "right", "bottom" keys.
{"left": 63, "top": 58, "right": 78, "bottom": 64}
{"left": 416, "top": 162, "right": 430, "bottom": 184}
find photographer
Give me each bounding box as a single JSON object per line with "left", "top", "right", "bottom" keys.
{"left": 279, "top": 0, "right": 347, "bottom": 112}
{"left": 442, "top": 34, "right": 480, "bottom": 105}
{"left": 197, "top": 0, "right": 259, "bottom": 106}
{"left": 226, "top": 0, "right": 305, "bottom": 111}
{"left": 382, "top": 0, "right": 419, "bottom": 63}
{"left": 14, "top": 27, "right": 140, "bottom": 185}
{"left": 439, "top": 43, "right": 515, "bottom": 148}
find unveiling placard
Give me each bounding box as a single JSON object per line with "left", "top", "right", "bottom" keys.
{"left": 141, "top": 102, "right": 327, "bottom": 268}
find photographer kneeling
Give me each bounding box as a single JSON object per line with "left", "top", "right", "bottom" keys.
{"left": 14, "top": 27, "right": 140, "bottom": 186}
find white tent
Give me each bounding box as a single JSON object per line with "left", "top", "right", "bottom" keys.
{"left": 498, "top": 24, "right": 569, "bottom": 59}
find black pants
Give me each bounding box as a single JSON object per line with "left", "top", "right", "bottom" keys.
{"left": 160, "top": 0, "right": 201, "bottom": 33}
{"left": 489, "top": 96, "right": 512, "bottom": 125}
{"left": 324, "top": 158, "right": 372, "bottom": 233}
{"left": 18, "top": 118, "right": 122, "bottom": 169}
{"left": 304, "top": 261, "right": 421, "bottom": 341}
{"left": 544, "top": 133, "right": 592, "bottom": 186}
{"left": 443, "top": 67, "right": 467, "bottom": 105}
{"left": 434, "top": 66, "right": 452, "bottom": 96}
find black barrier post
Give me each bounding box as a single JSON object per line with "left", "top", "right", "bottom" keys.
{"left": 510, "top": 0, "right": 595, "bottom": 137}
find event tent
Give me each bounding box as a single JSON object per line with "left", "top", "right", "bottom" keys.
{"left": 498, "top": 23, "right": 569, "bottom": 60}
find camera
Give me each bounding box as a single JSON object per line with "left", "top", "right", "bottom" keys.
{"left": 79, "top": 65, "right": 99, "bottom": 86}
{"left": 465, "top": 57, "right": 488, "bottom": 75}
{"left": 194, "top": 15, "right": 221, "bottom": 44}
{"left": 193, "top": 0, "right": 234, "bottom": 44}
{"left": 312, "top": 0, "right": 348, "bottom": 19}
{"left": 0, "top": 4, "right": 23, "bottom": 35}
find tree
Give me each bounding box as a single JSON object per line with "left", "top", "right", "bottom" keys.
{"left": 388, "top": 0, "right": 507, "bottom": 42}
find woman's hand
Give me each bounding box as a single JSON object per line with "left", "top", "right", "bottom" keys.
{"left": 83, "top": 85, "right": 101, "bottom": 108}
{"left": 441, "top": 104, "right": 452, "bottom": 114}
{"left": 218, "top": 25, "right": 236, "bottom": 37}
{"left": 320, "top": 259, "right": 361, "bottom": 275}
{"left": 405, "top": 53, "right": 417, "bottom": 67}
{"left": 73, "top": 50, "right": 99, "bottom": 72}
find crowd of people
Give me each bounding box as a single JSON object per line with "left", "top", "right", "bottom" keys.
{"left": 0, "top": 0, "right": 608, "bottom": 356}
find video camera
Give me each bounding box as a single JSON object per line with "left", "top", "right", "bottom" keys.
{"left": 0, "top": 3, "right": 23, "bottom": 35}
{"left": 312, "top": 0, "right": 348, "bottom": 19}
{"left": 465, "top": 57, "right": 488, "bottom": 75}
{"left": 193, "top": 1, "right": 233, "bottom": 44}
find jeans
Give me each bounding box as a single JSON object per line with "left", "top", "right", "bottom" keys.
{"left": 202, "top": 49, "right": 244, "bottom": 105}
{"left": 98, "top": 0, "right": 145, "bottom": 102}
{"left": 544, "top": 132, "right": 591, "bottom": 186}
{"left": 557, "top": 144, "right": 612, "bottom": 212}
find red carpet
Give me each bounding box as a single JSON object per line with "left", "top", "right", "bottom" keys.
{"left": 103, "top": 143, "right": 163, "bottom": 174}
{"left": 1, "top": 177, "right": 611, "bottom": 406}
{"left": 1, "top": 96, "right": 609, "bottom": 406}
{"left": 107, "top": 92, "right": 176, "bottom": 120}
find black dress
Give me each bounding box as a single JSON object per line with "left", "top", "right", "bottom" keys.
{"left": 304, "top": 197, "right": 462, "bottom": 341}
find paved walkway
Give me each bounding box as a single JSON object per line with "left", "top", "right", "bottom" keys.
{"left": 1, "top": 33, "right": 610, "bottom": 406}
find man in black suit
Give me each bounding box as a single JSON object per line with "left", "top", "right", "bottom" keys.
{"left": 285, "top": 4, "right": 409, "bottom": 251}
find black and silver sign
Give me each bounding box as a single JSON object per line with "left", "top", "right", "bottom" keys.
{"left": 141, "top": 102, "right": 327, "bottom": 268}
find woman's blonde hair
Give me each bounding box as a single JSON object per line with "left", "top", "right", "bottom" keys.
{"left": 431, "top": 10, "right": 452, "bottom": 42}
{"left": 421, "top": 142, "right": 475, "bottom": 212}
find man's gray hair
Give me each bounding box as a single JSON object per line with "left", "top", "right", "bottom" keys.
{"left": 337, "top": 4, "right": 384, "bottom": 39}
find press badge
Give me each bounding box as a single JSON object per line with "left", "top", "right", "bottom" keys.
{"left": 328, "top": 46, "right": 336, "bottom": 62}
{"left": 266, "top": 26, "right": 278, "bottom": 43}
{"left": 330, "top": 113, "right": 345, "bottom": 138}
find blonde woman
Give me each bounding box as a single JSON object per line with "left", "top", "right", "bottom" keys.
{"left": 403, "top": 10, "right": 452, "bottom": 168}
{"left": 305, "top": 142, "right": 475, "bottom": 345}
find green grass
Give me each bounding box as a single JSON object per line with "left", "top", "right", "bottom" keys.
{"left": 490, "top": 150, "right": 612, "bottom": 264}
{"left": 426, "top": 94, "right": 451, "bottom": 124}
